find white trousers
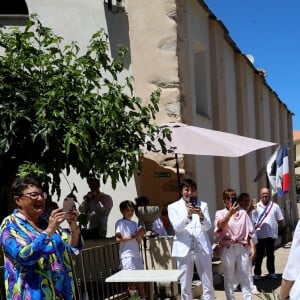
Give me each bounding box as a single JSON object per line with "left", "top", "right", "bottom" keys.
{"left": 233, "top": 248, "right": 258, "bottom": 292}
{"left": 222, "top": 244, "right": 252, "bottom": 300}
{"left": 176, "top": 250, "right": 215, "bottom": 300}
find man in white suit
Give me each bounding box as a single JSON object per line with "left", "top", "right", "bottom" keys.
{"left": 168, "top": 179, "right": 215, "bottom": 300}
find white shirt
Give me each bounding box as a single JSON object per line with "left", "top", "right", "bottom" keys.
{"left": 152, "top": 218, "right": 168, "bottom": 236}
{"left": 115, "top": 218, "right": 140, "bottom": 259}
{"left": 252, "top": 200, "right": 284, "bottom": 239}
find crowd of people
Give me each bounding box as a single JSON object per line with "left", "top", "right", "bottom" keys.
{"left": 0, "top": 175, "right": 297, "bottom": 300}
{"left": 114, "top": 179, "right": 290, "bottom": 300}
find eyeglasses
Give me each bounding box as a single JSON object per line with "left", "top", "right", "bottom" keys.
{"left": 226, "top": 196, "right": 236, "bottom": 200}
{"left": 21, "top": 192, "right": 47, "bottom": 200}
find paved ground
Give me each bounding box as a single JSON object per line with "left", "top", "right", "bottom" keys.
{"left": 213, "top": 241, "right": 291, "bottom": 299}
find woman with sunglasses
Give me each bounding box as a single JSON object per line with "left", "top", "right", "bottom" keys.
{"left": 0, "top": 176, "right": 82, "bottom": 300}
{"left": 214, "top": 188, "right": 256, "bottom": 300}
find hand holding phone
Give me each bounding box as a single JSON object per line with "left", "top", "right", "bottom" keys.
{"left": 190, "top": 196, "right": 198, "bottom": 207}
{"left": 63, "top": 197, "right": 75, "bottom": 215}
{"left": 231, "top": 196, "right": 238, "bottom": 206}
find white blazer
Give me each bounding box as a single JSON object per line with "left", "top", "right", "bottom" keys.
{"left": 168, "top": 198, "right": 213, "bottom": 257}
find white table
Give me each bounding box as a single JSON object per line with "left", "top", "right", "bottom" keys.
{"left": 105, "top": 269, "right": 184, "bottom": 299}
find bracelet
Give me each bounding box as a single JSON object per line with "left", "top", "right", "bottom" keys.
{"left": 43, "top": 230, "right": 53, "bottom": 238}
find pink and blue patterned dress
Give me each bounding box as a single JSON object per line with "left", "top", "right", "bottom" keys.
{"left": 0, "top": 209, "right": 82, "bottom": 300}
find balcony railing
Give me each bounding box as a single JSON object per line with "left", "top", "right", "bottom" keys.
{"left": 0, "top": 239, "right": 127, "bottom": 300}
{"left": 71, "top": 240, "right": 127, "bottom": 299}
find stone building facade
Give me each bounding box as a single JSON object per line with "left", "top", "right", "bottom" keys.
{"left": 0, "top": 0, "right": 296, "bottom": 236}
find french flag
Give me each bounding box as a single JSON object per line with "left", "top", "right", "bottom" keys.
{"left": 275, "top": 144, "right": 290, "bottom": 196}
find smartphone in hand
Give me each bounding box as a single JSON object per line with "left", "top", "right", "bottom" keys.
{"left": 190, "top": 196, "right": 198, "bottom": 207}
{"left": 231, "top": 196, "right": 238, "bottom": 205}
{"left": 63, "top": 197, "right": 75, "bottom": 214}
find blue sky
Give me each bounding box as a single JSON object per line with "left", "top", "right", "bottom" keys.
{"left": 204, "top": 0, "right": 300, "bottom": 130}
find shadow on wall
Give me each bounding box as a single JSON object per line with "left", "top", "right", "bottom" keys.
{"left": 104, "top": 2, "right": 131, "bottom": 70}
{"left": 135, "top": 156, "right": 184, "bottom": 208}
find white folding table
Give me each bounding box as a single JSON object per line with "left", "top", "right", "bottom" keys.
{"left": 105, "top": 269, "right": 184, "bottom": 300}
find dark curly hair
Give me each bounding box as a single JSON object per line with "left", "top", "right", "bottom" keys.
{"left": 11, "top": 176, "right": 43, "bottom": 197}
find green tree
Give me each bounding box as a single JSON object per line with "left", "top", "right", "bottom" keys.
{"left": 0, "top": 15, "right": 169, "bottom": 211}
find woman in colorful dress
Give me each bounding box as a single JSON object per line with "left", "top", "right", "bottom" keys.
{"left": 0, "top": 176, "right": 82, "bottom": 300}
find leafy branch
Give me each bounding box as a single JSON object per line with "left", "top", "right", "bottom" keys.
{"left": 0, "top": 15, "right": 169, "bottom": 200}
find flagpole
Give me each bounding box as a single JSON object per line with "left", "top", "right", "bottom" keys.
{"left": 266, "top": 173, "right": 269, "bottom": 189}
